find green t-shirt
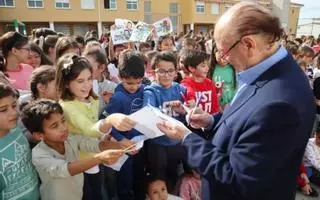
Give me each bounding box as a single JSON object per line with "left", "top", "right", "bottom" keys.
{"left": 0, "top": 127, "right": 39, "bottom": 200}
{"left": 212, "top": 64, "right": 236, "bottom": 106}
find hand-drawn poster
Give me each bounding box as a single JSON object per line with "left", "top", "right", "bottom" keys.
{"left": 115, "top": 19, "right": 135, "bottom": 31}
{"left": 130, "top": 21, "right": 152, "bottom": 42}
{"left": 153, "top": 17, "right": 173, "bottom": 37}
{"left": 110, "top": 25, "right": 131, "bottom": 45}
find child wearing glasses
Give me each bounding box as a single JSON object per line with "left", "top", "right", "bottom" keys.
{"left": 0, "top": 31, "right": 33, "bottom": 91}
{"left": 143, "top": 51, "right": 187, "bottom": 193}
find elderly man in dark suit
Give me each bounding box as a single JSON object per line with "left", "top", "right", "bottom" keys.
{"left": 158, "top": 2, "right": 316, "bottom": 200}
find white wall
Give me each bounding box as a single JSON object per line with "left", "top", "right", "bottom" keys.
{"left": 297, "top": 23, "right": 320, "bottom": 37}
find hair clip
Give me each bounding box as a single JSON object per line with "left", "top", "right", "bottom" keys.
{"left": 62, "top": 55, "right": 86, "bottom": 75}
{"left": 62, "top": 57, "right": 75, "bottom": 75}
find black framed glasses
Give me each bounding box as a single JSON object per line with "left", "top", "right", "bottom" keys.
{"left": 217, "top": 32, "right": 260, "bottom": 61}
{"left": 218, "top": 39, "right": 241, "bottom": 61}
{"left": 154, "top": 69, "right": 176, "bottom": 76}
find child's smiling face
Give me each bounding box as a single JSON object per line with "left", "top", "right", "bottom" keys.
{"left": 68, "top": 68, "right": 93, "bottom": 102}
{"left": 154, "top": 60, "right": 176, "bottom": 88}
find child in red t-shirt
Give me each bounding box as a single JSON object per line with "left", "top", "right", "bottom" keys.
{"left": 180, "top": 49, "right": 219, "bottom": 114}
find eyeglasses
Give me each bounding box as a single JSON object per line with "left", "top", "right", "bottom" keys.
{"left": 217, "top": 32, "right": 260, "bottom": 61}
{"left": 218, "top": 39, "right": 241, "bottom": 61}
{"left": 155, "top": 69, "right": 176, "bottom": 76}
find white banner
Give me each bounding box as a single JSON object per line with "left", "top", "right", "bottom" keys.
{"left": 115, "top": 19, "right": 135, "bottom": 31}
{"left": 110, "top": 26, "right": 131, "bottom": 45}
{"left": 153, "top": 17, "right": 173, "bottom": 37}
{"left": 130, "top": 21, "right": 152, "bottom": 42}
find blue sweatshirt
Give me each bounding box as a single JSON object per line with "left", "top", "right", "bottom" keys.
{"left": 104, "top": 84, "right": 144, "bottom": 141}
{"left": 143, "top": 82, "right": 186, "bottom": 146}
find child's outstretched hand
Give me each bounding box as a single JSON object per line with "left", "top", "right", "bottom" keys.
{"left": 95, "top": 149, "right": 124, "bottom": 165}
{"left": 167, "top": 101, "right": 186, "bottom": 115}
{"left": 120, "top": 139, "right": 139, "bottom": 156}
{"left": 105, "top": 113, "right": 136, "bottom": 131}
{"left": 100, "top": 140, "right": 123, "bottom": 150}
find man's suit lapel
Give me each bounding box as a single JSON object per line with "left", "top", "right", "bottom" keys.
{"left": 214, "top": 84, "right": 258, "bottom": 131}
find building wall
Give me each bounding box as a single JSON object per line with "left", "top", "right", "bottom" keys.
{"left": 180, "top": 0, "right": 193, "bottom": 25}
{"left": 0, "top": 0, "right": 242, "bottom": 35}
{"left": 297, "top": 23, "right": 320, "bottom": 37}
{"left": 288, "top": 5, "right": 302, "bottom": 35}
{"left": 0, "top": 0, "right": 148, "bottom": 23}
{"left": 272, "top": 0, "right": 290, "bottom": 28}
{"left": 193, "top": 1, "right": 219, "bottom": 24}
{"left": 98, "top": 0, "right": 144, "bottom": 22}
{"left": 0, "top": 0, "right": 98, "bottom": 22}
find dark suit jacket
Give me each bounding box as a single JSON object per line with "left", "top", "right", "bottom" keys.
{"left": 183, "top": 54, "right": 316, "bottom": 200}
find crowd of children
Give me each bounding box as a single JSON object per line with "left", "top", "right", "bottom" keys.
{"left": 1, "top": 26, "right": 320, "bottom": 200}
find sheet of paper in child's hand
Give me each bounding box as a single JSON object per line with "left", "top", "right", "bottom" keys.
{"left": 129, "top": 105, "right": 183, "bottom": 139}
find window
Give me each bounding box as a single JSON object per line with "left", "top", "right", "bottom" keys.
{"left": 54, "top": 24, "right": 70, "bottom": 35}
{"left": 55, "top": 0, "right": 70, "bottom": 9}
{"left": 28, "top": 0, "right": 43, "bottom": 8}
{"left": 0, "top": 0, "right": 14, "bottom": 7}
{"left": 144, "top": 1, "right": 151, "bottom": 13}
{"left": 211, "top": 3, "right": 219, "bottom": 15}
{"left": 196, "top": 2, "right": 205, "bottom": 13}
{"left": 74, "top": 24, "right": 89, "bottom": 36}
{"left": 169, "top": 3, "right": 178, "bottom": 13}
{"left": 170, "top": 15, "right": 178, "bottom": 32}
{"left": 104, "top": 0, "right": 116, "bottom": 10}
{"left": 81, "top": 0, "right": 95, "bottom": 9}
{"left": 127, "top": 0, "right": 138, "bottom": 10}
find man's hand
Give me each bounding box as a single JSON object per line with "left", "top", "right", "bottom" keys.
{"left": 157, "top": 120, "right": 191, "bottom": 141}
{"left": 168, "top": 101, "right": 186, "bottom": 115}
{"left": 186, "top": 107, "right": 212, "bottom": 129}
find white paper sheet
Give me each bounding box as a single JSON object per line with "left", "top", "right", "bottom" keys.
{"left": 110, "top": 25, "right": 131, "bottom": 45}
{"left": 130, "top": 135, "right": 146, "bottom": 151}
{"left": 115, "top": 19, "right": 135, "bottom": 31}
{"left": 130, "top": 105, "right": 184, "bottom": 139}
{"left": 153, "top": 17, "right": 173, "bottom": 37}
{"left": 104, "top": 154, "right": 129, "bottom": 171}
{"left": 129, "top": 21, "right": 152, "bottom": 42}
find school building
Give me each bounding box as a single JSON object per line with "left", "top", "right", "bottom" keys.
{"left": 0, "top": 0, "right": 303, "bottom": 37}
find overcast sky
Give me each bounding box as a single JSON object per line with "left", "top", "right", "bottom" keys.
{"left": 292, "top": 0, "right": 320, "bottom": 25}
